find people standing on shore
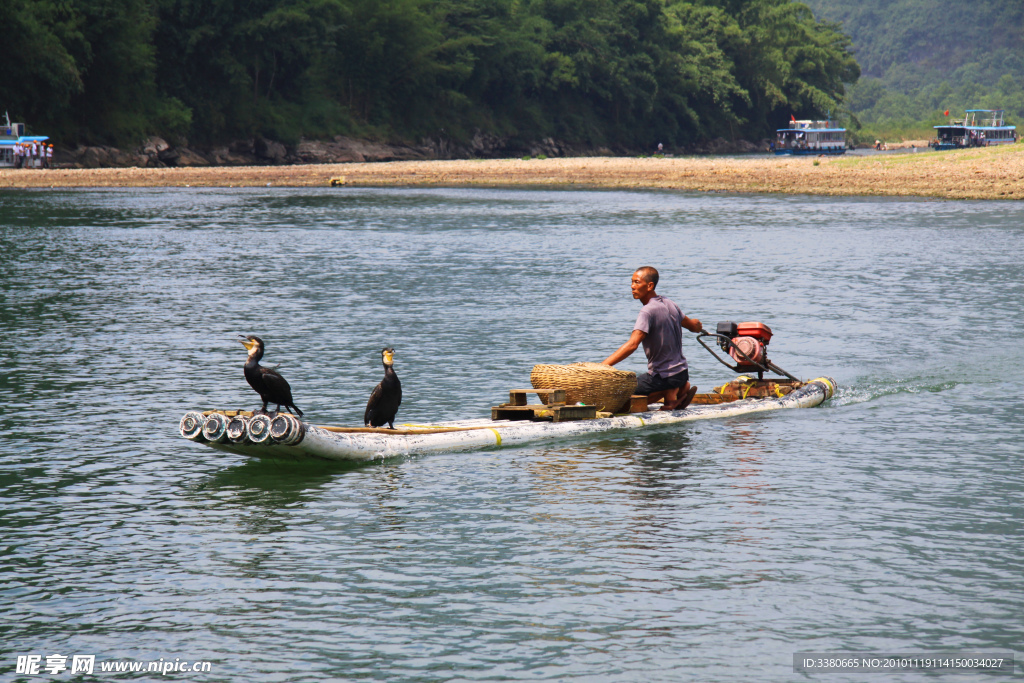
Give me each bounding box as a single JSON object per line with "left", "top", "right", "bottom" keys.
{"left": 6, "top": 142, "right": 54, "bottom": 169}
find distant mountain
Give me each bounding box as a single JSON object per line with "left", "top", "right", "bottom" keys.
{"left": 804, "top": 0, "right": 1022, "bottom": 78}
{"left": 804, "top": 0, "right": 1024, "bottom": 136}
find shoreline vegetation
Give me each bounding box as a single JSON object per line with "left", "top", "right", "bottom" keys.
{"left": 6, "top": 0, "right": 858, "bottom": 153}
{"left": 1, "top": 145, "right": 1021, "bottom": 200}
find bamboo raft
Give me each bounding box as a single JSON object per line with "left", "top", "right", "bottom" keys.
{"left": 179, "top": 377, "right": 836, "bottom": 462}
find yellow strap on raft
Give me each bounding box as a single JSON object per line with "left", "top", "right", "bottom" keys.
{"left": 489, "top": 428, "right": 502, "bottom": 445}
{"left": 742, "top": 383, "right": 752, "bottom": 399}
{"left": 775, "top": 384, "right": 785, "bottom": 398}
{"left": 718, "top": 376, "right": 754, "bottom": 396}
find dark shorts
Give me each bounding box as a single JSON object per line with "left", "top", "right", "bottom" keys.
{"left": 636, "top": 369, "right": 689, "bottom": 395}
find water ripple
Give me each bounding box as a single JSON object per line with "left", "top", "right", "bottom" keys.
{"left": 1, "top": 188, "right": 1022, "bottom": 680}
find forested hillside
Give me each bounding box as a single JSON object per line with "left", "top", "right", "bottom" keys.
{"left": 1, "top": 0, "right": 858, "bottom": 151}
{"left": 804, "top": 0, "right": 1024, "bottom": 138}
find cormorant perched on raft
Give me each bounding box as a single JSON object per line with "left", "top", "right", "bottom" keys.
{"left": 364, "top": 347, "right": 401, "bottom": 429}
{"left": 239, "top": 335, "right": 303, "bottom": 416}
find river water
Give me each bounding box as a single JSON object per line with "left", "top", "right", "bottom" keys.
{"left": 1, "top": 188, "right": 1022, "bottom": 681}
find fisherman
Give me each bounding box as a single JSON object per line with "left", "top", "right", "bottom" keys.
{"left": 46, "top": 144, "right": 53, "bottom": 168}
{"left": 602, "top": 266, "right": 702, "bottom": 411}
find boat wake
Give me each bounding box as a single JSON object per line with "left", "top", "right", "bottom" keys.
{"left": 830, "top": 376, "right": 961, "bottom": 407}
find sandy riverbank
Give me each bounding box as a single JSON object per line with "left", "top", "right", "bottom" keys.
{"left": 2, "top": 145, "right": 1022, "bottom": 199}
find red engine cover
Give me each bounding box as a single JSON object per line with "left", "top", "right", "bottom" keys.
{"left": 736, "top": 322, "right": 772, "bottom": 345}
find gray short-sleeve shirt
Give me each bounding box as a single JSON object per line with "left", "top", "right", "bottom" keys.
{"left": 633, "top": 295, "right": 687, "bottom": 376}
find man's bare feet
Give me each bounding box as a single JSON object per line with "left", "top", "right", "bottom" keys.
{"left": 679, "top": 385, "right": 697, "bottom": 410}
{"left": 659, "top": 385, "right": 697, "bottom": 411}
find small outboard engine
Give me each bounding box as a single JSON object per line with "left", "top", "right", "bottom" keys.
{"left": 716, "top": 321, "right": 772, "bottom": 370}
{"left": 697, "top": 321, "right": 798, "bottom": 381}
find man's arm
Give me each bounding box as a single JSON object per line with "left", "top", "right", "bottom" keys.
{"left": 681, "top": 315, "right": 702, "bottom": 333}
{"left": 602, "top": 330, "right": 646, "bottom": 366}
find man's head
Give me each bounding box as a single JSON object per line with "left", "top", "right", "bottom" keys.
{"left": 631, "top": 266, "right": 659, "bottom": 301}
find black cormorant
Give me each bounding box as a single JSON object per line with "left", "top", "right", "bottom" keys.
{"left": 364, "top": 347, "right": 401, "bottom": 428}
{"left": 239, "top": 335, "right": 303, "bottom": 416}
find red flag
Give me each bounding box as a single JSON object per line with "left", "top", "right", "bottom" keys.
{"left": 944, "top": 109, "right": 949, "bottom": 116}
{"left": 791, "top": 114, "right": 796, "bottom": 122}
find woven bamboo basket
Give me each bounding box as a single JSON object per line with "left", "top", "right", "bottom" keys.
{"left": 530, "top": 362, "right": 637, "bottom": 412}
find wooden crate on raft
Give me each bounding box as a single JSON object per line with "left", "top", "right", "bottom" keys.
{"left": 710, "top": 378, "right": 804, "bottom": 401}
{"left": 688, "top": 393, "right": 734, "bottom": 405}
{"left": 491, "top": 388, "right": 600, "bottom": 422}
{"left": 626, "top": 395, "right": 649, "bottom": 412}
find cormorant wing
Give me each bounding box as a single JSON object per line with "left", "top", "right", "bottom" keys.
{"left": 364, "top": 382, "right": 384, "bottom": 424}
{"left": 260, "top": 367, "right": 294, "bottom": 397}
{"left": 261, "top": 366, "right": 286, "bottom": 380}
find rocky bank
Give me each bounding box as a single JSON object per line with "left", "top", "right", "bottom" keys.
{"left": 52, "top": 133, "right": 766, "bottom": 169}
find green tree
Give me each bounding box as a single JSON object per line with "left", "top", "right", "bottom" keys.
{"left": 721, "top": 0, "right": 859, "bottom": 137}
{"left": 5, "top": 0, "right": 867, "bottom": 150}
{"left": 62, "top": 0, "right": 189, "bottom": 144}
{"left": 0, "top": 0, "right": 84, "bottom": 135}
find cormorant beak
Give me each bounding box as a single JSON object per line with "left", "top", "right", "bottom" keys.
{"left": 239, "top": 336, "right": 255, "bottom": 351}
{"left": 383, "top": 350, "right": 394, "bottom": 365}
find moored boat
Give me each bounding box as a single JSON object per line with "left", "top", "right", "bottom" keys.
{"left": 931, "top": 110, "right": 1017, "bottom": 150}
{"left": 1, "top": 113, "right": 50, "bottom": 168}
{"left": 774, "top": 119, "right": 847, "bottom": 155}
